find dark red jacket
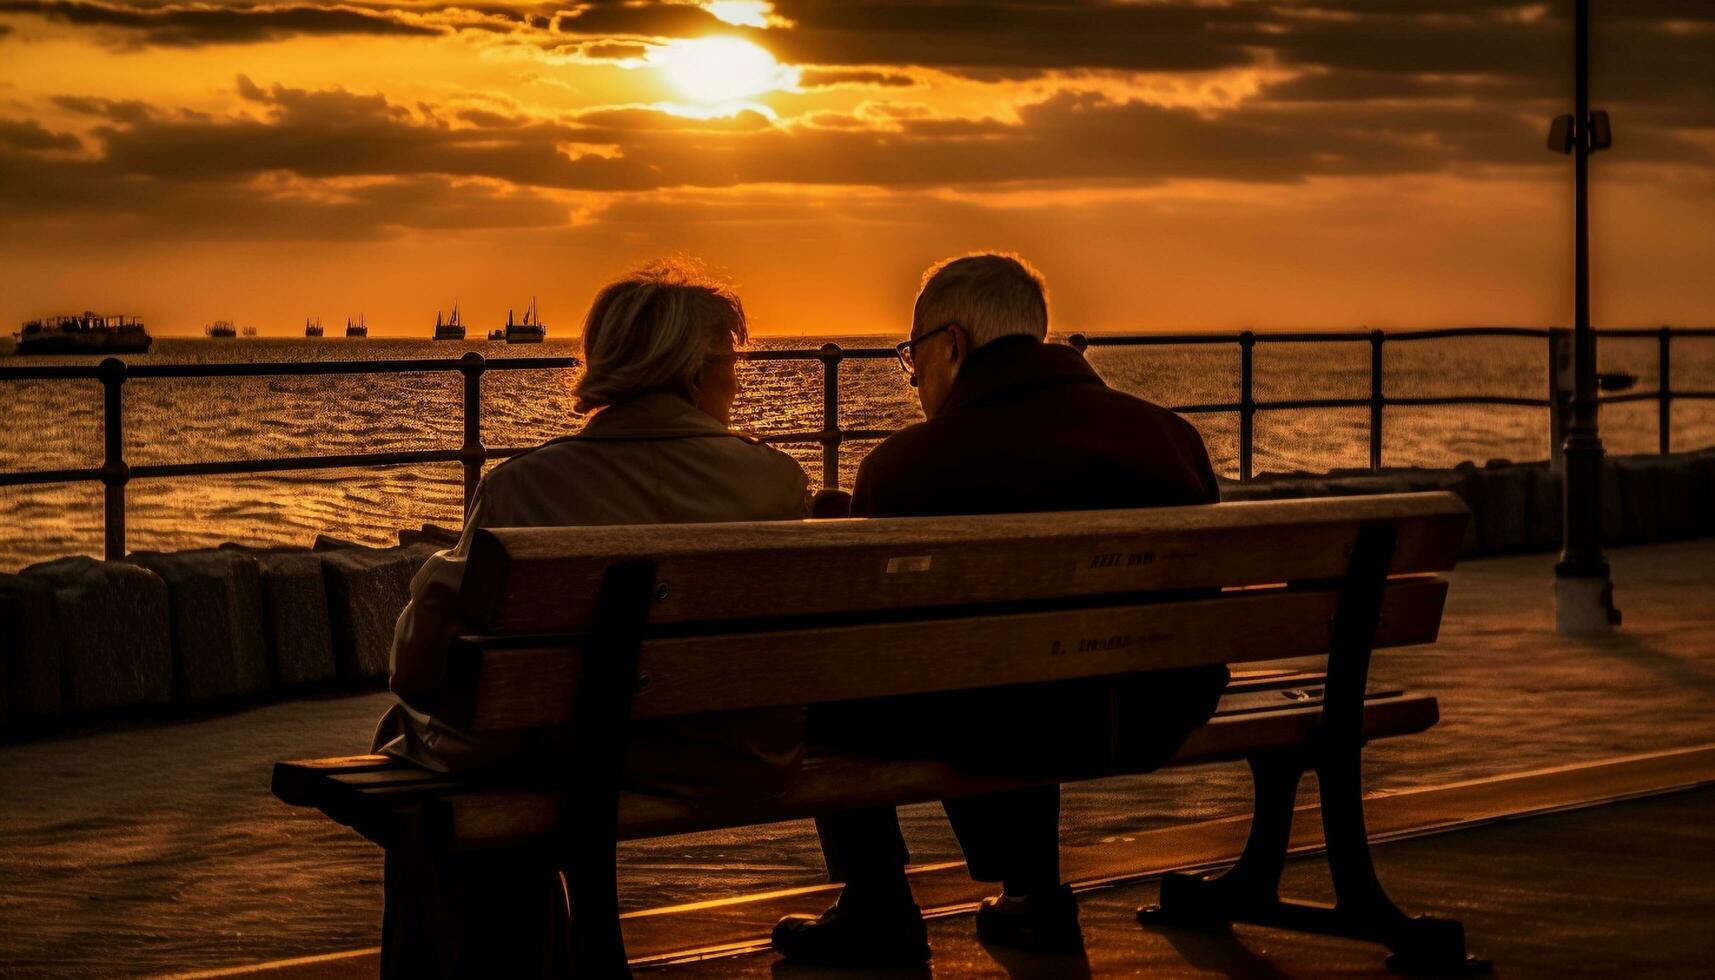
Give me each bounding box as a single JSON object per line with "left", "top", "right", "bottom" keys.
{"left": 845, "top": 335, "right": 1227, "bottom": 775}
{"left": 852, "top": 335, "right": 1218, "bottom": 518}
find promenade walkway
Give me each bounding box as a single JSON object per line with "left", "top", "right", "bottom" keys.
{"left": 1, "top": 537, "right": 1712, "bottom": 978}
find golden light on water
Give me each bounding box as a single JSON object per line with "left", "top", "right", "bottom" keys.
{"left": 652, "top": 36, "right": 798, "bottom": 105}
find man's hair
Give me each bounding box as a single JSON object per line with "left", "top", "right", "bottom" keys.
{"left": 573, "top": 258, "right": 748, "bottom": 413}
{"left": 913, "top": 252, "right": 1049, "bottom": 348}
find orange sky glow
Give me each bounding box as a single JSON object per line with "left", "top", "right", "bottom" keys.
{"left": 1, "top": 1, "right": 1712, "bottom": 337}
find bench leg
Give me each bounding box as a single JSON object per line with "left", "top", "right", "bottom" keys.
{"left": 561, "top": 825, "right": 632, "bottom": 978}
{"left": 1138, "top": 748, "right": 1489, "bottom": 976}
{"left": 381, "top": 844, "right": 573, "bottom": 979}
{"left": 1138, "top": 751, "right": 1301, "bottom": 929}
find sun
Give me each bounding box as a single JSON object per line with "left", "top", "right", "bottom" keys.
{"left": 652, "top": 36, "right": 798, "bottom": 105}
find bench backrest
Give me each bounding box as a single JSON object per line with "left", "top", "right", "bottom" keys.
{"left": 440, "top": 492, "right": 1466, "bottom": 733}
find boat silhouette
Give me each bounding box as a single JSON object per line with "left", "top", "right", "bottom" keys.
{"left": 345, "top": 315, "right": 368, "bottom": 338}
{"left": 434, "top": 303, "right": 465, "bottom": 341}
{"left": 206, "top": 320, "right": 237, "bottom": 339}
{"left": 14, "top": 312, "right": 152, "bottom": 355}
{"left": 305, "top": 317, "right": 324, "bottom": 338}
{"left": 504, "top": 298, "right": 546, "bottom": 344}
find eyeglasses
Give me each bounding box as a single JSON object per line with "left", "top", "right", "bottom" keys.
{"left": 894, "top": 322, "right": 956, "bottom": 379}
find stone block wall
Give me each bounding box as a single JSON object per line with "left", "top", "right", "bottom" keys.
{"left": 3, "top": 542, "right": 439, "bottom": 736}
{"left": 1222, "top": 448, "right": 1715, "bottom": 558}
{"left": 18, "top": 557, "right": 173, "bottom": 714}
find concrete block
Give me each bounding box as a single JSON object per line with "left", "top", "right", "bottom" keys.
{"left": 253, "top": 550, "right": 337, "bottom": 688}
{"left": 1394, "top": 468, "right": 1482, "bottom": 556}
{"left": 21, "top": 557, "right": 171, "bottom": 713}
{"left": 1478, "top": 465, "right": 1531, "bottom": 553}
{"left": 1688, "top": 452, "right": 1715, "bottom": 535}
{"left": 1614, "top": 459, "right": 1662, "bottom": 543}
{"left": 0, "top": 574, "right": 63, "bottom": 725}
{"left": 1319, "top": 475, "right": 1405, "bottom": 497}
{"left": 131, "top": 550, "right": 270, "bottom": 704}
{"left": 1526, "top": 466, "right": 1563, "bottom": 551}
{"left": 321, "top": 546, "right": 415, "bottom": 681}
{"left": 1653, "top": 457, "right": 1699, "bottom": 540}
{"left": 1600, "top": 460, "right": 1625, "bottom": 545}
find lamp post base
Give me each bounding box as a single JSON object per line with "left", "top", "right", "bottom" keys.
{"left": 1554, "top": 573, "right": 1621, "bottom": 634}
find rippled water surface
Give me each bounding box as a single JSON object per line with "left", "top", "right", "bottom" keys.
{"left": 3, "top": 333, "right": 1713, "bottom": 569}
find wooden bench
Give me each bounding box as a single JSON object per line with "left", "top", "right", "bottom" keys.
{"left": 274, "top": 492, "right": 1481, "bottom": 976}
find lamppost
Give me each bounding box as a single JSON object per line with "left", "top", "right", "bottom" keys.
{"left": 1549, "top": 0, "right": 1619, "bottom": 633}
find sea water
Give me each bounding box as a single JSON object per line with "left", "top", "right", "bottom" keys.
{"left": 2, "top": 333, "right": 1711, "bottom": 570}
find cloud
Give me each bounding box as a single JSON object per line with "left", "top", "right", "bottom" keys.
{"left": 0, "top": 0, "right": 443, "bottom": 45}
{"left": 797, "top": 67, "right": 918, "bottom": 89}
{"left": 0, "top": 117, "right": 80, "bottom": 150}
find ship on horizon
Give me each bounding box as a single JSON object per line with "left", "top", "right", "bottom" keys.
{"left": 503, "top": 298, "right": 545, "bottom": 344}
{"left": 12, "top": 312, "right": 152, "bottom": 355}
{"left": 433, "top": 304, "right": 465, "bottom": 341}
{"left": 305, "top": 317, "right": 324, "bottom": 337}
{"left": 206, "top": 320, "right": 237, "bottom": 339}
{"left": 345, "top": 315, "right": 368, "bottom": 338}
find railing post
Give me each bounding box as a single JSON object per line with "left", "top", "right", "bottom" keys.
{"left": 98, "top": 357, "right": 129, "bottom": 560}
{"left": 1369, "top": 330, "right": 1384, "bottom": 472}
{"left": 458, "top": 351, "right": 486, "bottom": 513}
{"left": 1658, "top": 326, "right": 1672, "bottom": 454}
{"left": 1239, "top": 331, "right": 1255, "bottom": 483}
{"left": 819, "top": 342, "right": 842, "bottom": 490}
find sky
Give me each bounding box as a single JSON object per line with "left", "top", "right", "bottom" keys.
{"left": 1, "top": 1, "right": 1712, "bottom": 338}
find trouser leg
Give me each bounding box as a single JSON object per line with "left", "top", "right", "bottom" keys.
{"left": 943, "top": 784, "right": 1061, "bottom": 888}
{"left": 814, "top": 805, "right": 912, "bottom": 884}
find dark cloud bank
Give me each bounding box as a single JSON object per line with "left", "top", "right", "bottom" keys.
{"left": 0, "top": 1, "right": 1710, "bottom": 239}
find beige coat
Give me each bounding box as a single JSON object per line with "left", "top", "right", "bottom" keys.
{"left": 374, "top": 392, "right": 811, "bottom": 800}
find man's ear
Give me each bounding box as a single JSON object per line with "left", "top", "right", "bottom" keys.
{"left": 948, "top": 323, "right": 970, "bottom": 365}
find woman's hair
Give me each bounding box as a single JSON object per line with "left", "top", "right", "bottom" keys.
{"left": 572, "top": 258, "right": 749, "bottom": 413}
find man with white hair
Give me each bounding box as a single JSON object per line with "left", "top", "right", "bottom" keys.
{"left": 772, "top": 252, "right": 1228, "bottom": 967}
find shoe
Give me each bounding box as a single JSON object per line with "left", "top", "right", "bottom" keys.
{"left": 975, "top": 884, "right": 1083, "bottom": 954}
{"left": 771, "top": 900, "right": 931, "bottom": 967}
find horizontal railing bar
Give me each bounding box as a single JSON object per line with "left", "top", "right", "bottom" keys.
{"left": 1385, "top": 395, "right": 1553, "bottom": 408}
{"left": 1597, "top": 327, "right": 1715, "bottom": 338}
{"left": 1370, "top": 327, "right": 1554, "bottom": 341}
{"left": 742, "top": 348, "right": 895, "bottom": 360}
{"left": 1074, "top": 333, "right": 1245, "bottom": 346}
{"left": 127, "top": 357, "right": 581, "bottom": 378}
{"left": 0, "top": 365, "right": 109, "bottom": 381}
{"left": 130, "top": 449, "right": 469, "bottom": 479}
{"left": 0, "top": 466, "right": 107, "bottom": 487}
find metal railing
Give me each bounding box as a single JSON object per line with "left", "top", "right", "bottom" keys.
{"left": 2, "top": 328, "right": 1712, "bottom": 560}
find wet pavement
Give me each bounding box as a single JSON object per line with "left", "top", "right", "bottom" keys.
{"left": 2, "top": 537, "right": 1713, "bottom": 978}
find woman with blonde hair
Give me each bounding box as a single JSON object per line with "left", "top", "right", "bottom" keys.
{"left": 376, "top": 258, "right": 810, "bottom": 797}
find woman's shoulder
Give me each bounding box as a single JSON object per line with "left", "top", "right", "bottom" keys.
{"left": 717, "top": 430, "right": 811, "bottom": 486}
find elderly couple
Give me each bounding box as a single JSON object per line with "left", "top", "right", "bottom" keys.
{"left": 377, "top": 252, "right": 1227, "bottom": 967}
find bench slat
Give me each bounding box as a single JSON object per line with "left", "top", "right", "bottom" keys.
{"left": 446, "top": 577, "right": 1446, "bottom": 731}
{"left": 272, "top": 688, "right": 1435, "bottom": 849}
{"left": 462, "top": 494, "right": 1467, "bottom": 634}
{"left": 444, "top": 693, "right": 1441, "bottom": 847}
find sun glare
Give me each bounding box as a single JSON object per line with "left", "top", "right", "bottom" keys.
{"left": 704, "top": 1, "right": 779, "bottom": 29}
{"left": 653, "top": 36, "right": 797, "bottom": 104}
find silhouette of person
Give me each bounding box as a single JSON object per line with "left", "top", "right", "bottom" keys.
{"left": 772, "top": 252, "right": 1229, "bottom": 968}
{"left": 378, "top": 258, "right": 810, "bottom": 797}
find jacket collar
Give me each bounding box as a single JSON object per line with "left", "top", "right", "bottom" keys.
{"left": 575, "top": 391, "right": 733, "bottom": 440}
{"left": 938, "top": 335, "right": 1103, "bottom": 415}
